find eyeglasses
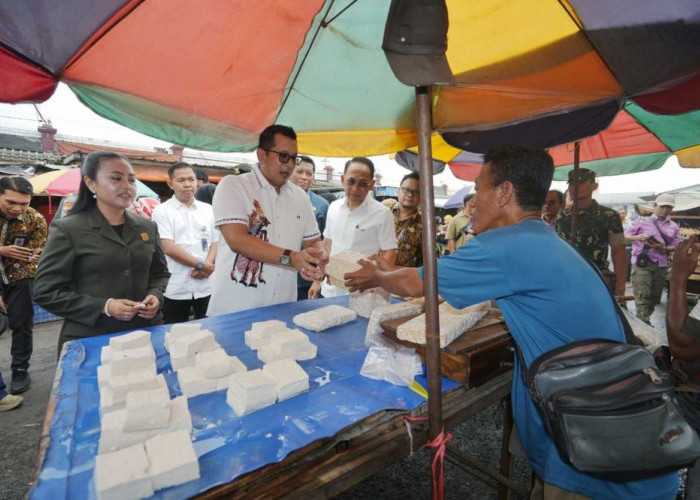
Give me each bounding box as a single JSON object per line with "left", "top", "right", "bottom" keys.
{"left": 264, "top": 149, "right": 301, "bottom": 166}
{"left": 345, "top": 178, "right": 371, "bottom": 189}
{"left": 400, "top": 186, "right": 420, "bottom": 197}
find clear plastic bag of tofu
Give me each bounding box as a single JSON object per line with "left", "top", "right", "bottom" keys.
{"left": 360, "top": 338, "right": 423, "bottom": 386}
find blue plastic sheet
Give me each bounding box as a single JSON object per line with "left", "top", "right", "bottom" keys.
{"left": 30, "top": 296, "right": 459, "bottom": 499}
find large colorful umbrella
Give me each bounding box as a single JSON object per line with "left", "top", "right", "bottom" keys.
{"left": 30, "top": 168, "right": 159, "bottom": 199}
{"left": 442, "top": 101, "right": 700, "bottom": 181}
{"left": 1, "top": 1, "right": 699, "bottom": 156}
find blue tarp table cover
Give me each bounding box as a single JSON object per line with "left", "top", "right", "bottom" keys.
{"left": 30, "top": 296, "right": 460, "bottom": 499}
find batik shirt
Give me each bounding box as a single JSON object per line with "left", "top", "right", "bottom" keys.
{"left": 392, "top": 205, "right": 422, "bottom": 267}
{"left": 0, "top": 206, "right": 47, "bottom": 283}
{"left": 555, "top": 201, "right": 625, "bottom": 271}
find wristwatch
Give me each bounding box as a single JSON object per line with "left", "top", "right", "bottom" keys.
{"left": 278, "top": 249, "right": 292, "bottom": 267}
{"left": 195, "top": 260, "right": 206, "bottom": 271}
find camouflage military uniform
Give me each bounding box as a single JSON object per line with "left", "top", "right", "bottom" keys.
{"left": 555, "top": 200, "right": 625, "bottom": 273}
{"left": 392, "top": 205, "right": 422, "bottom": 267}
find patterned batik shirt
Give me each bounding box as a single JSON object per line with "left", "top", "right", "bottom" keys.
{"left": 555, "top": 200, "right": 624, "bottom": 271}
{"left": 0, "top": 206, "right": 48, "bottom": 283}
{"left": 393, "top": 206, "right": 423, "bottom": 267}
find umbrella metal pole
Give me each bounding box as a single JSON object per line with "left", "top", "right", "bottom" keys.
{"left": 570, "top": 141, "right": 580, "bottom": 243}
{"left": 415, "top": 86, "right": 443, "bottom": 495}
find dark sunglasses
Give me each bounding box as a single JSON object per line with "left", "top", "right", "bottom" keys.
{"left": 264, "top": 149, "right": 302, "bottom": 166}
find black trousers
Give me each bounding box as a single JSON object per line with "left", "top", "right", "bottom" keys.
{"left": 163, "top": 295, "right": 210, "bottom": 324}
{"left": 3, "top": 278, "right": 34, "bottom": 372}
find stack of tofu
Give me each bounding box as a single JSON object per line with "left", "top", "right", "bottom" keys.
{"left": 244, "top": 320, "right": 317, "bottom": 363}
{"left": 164, "top": 323, "right": 248, "bottom": 398}
{"left": 349, "top": 287, "right": 391, "bottom": 318}
{"left": 227, "top": 358, "right": 310, "bottom": 417}
{"left": 97, "top": 331, "right": 193, "bottom": 455}
{"left": 95, "top": 429, "right": 200, "bottom": 500}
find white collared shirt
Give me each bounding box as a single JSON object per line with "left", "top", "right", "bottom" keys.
{"left": 322, "top": 196, "right": 397, "bottom": 297}
{"left": 151, "top": 197, "right": 218, "bottom": 300}
{"left": 207, "top": 165, "right": 320, "bottom": 315}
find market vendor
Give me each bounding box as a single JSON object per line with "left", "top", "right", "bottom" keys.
{"left": 207, "top": 125, "right": 328, "bottom": 315}
{"left": 344, "top": 144, "right": 678, "bottom": 499}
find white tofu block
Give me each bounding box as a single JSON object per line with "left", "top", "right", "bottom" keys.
{"left": 397, "top": 301, "right": 490, "bottom": 348}
{"left": 95, "top": 443, "right": 153, "bottom": 500}
{"left": 296, "top": 341, "right": 317, "bottom": 361}
{"left": 109, "top": 372, "right": 165, "bottom": 405}
{"left": 257, "top": 345, "right": 287, "bottom": 364}
{"left": 101, "top": 345, "right": 112, "bottom": 364}
{"left": 263, "top": 359, "right": 309, "bottom": 401}
{"left": 109, "top": 330, "right": 151, "bottom": 351}
{"left": 325, "top": 250, "right": 365, "bottom": 288}
{"left": 99, "top": 396, "right": 192, "bottom": 454}
{"left": 123, "top": 385, "right": 171, "bottom": 432}
{"left": 365, "top": 298, "right": 425, "bottom": 347}
{"left": 169, "top": 330, "right": 218, "bottom": 357}
{"left": 168, "top": 396, "right": 192, "bottom": 433}
{"left": 170, "top": 343, "right": 195, "bottom": 371}
{"left": 244, "top": 325, "right": 290, "bottom": 349}
{"left": 216, "top": 374, "right": 232, "bottom": 391}
{"left": 226, "top": 369, "right": 278, "bottom": 417}
{"left": 250, "top": 319, "right": 286, "bottom": 332}
{"left": 145, "top": 430, "right": 200, "bottom": 491}
{"left": 274, "top": 329, "right": 310, "bottom": 353}
{"left": 196, "top": 348, "right": 238, "bottom": 378}
{"left": 99, "top": 386, "right": 122, "bottom": 416}
{"left": 164, "top": 323, "right": 203, "bottom": 352}
{"left": 293, "top": 305, "right": 357, "bottom": 332}
{"left": 109, "top": 345, "right": 157, "bottom": 376}
{"left": 177, "top": 366, "right": 218, "bottom": 397}
{"left": 349, "top": 288, "right": 391, "bottom": 318}
{"left": 97, "top": 364, "right": 112, "bottom": 392}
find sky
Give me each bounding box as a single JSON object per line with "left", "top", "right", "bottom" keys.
{"left": 0, "top": 83, "right": 698, "bottom": 197}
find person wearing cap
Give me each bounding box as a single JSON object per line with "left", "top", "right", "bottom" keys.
{"left": 625, "top": 193, "right": 681, "bottom": 325}
{"left": 195, "top": 168, "right": 209, "bottom": 187}
{"left": 556, "top": 168, "right": 627, "bottom": 296}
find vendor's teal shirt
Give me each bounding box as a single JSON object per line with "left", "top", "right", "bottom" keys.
{"left": 420, "top": 219, "right": 678, "bottom": 499}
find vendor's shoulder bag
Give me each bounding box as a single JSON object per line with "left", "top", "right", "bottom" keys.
{"left": 518, "top": 252, "right": 700, "bottom": 482}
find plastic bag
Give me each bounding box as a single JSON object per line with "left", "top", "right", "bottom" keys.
{"left": 621, "top": 307, "right": 663, "bottom": 346}
{"left": 360, "top": 338, "right": 423, "bottom": 386}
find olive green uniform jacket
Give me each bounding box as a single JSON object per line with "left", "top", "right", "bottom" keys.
{"left": 34, "top": 206, "right": 170, "bottom": 344}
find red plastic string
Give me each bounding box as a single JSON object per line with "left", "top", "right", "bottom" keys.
{"left": 402, "top": 416, "right": 453, "bottom": 500}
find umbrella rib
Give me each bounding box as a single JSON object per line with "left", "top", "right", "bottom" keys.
{"left": 276, "top": 0, "right": 350, "bottom": 122}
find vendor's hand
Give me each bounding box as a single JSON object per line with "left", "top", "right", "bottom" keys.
{"left": 108, "top": 299, "right": 141, "bottom": 321}
{"left": 672, "top": 236, "right": 700, "bottom": 281}
{"left": 137, "top": 295, "right": 160, "bottom": 319}
{"left": 308, "top": 280, "right": 322, "bottom": 299}
{"left": 0, "top": 245, "right": 33, "bottom": 261}
{"left": 345, "top": 259, "right": 381, "bottom": 293}
{"left": 368, "top": 254, "right": 398, "bottom": 272}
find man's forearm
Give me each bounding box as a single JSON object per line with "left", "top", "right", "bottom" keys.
{"left": 161, "top": 240, "right": 201, "bottom": 268}
{"left": 611, "top": 244, "right": 627, "bottom": 293}
{"left": 379, "top": 268, "right": 424, "bottom": 297}
{"left": 205, "top": 242, "right": 218, "bottom": 264}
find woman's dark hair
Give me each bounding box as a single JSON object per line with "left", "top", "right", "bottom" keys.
{"left": 70, "top": 151, "right": 132, "bottom": 215}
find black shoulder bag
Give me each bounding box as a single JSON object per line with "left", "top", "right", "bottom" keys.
{"left": 517, "top": 251, "right": 700, "bottom": 481}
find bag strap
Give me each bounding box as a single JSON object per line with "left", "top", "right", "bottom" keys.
{"left": 652, "top": 218, "right": 672, "bottom": 246}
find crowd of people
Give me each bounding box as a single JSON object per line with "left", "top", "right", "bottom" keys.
{"left": 0, "top": 123, "right": 698, "bottom": 499}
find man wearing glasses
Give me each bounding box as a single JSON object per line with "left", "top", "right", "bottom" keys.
{"left": 542, "top": 189, "right": 564, "bottom": 230}
{"left": 310, "top": 157, "right": 397, "bottom": 298}
{"left": 392, "top": 172, "right": 423, "bottom": 267}
{"left": 207, "top": 125, "right": 328, "bottom": 315}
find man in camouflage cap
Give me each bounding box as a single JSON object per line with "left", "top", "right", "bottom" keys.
{"left": 556, "top": 168, "right": 627, "bottom": 296}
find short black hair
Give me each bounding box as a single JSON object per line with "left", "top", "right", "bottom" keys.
{"left": 400, "top": 171, "right": 419, "bottom": 186}
{"left": 344, "top": 157, "right": 375, "bottom": 179}
{"left": 548, "top": 189, "right": 564, "bottom": 205}
{"left": 195, "top": 168, "right": 209, "bottom": 183}
{"left": 0, "top": 176, "right": 33, "bottom": 196}
{"left": 168, "top": 162, "right": 194, "bottom": 179}
{"left": 258, "top": 124, "right": 297, "bottom": 151}
{"left": 299, "top": 155, "right": 315, "bottom": 173}
{"left": 483, "top": 144, "right": 554, "bottom": 211}
{"left": 463, "top": 193, "right": 474, "bottom": 206}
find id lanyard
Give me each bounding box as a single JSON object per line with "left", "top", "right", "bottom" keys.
{"left": 201, "top": 226, "right": 208, "bottom": 253}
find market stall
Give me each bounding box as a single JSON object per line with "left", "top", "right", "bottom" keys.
{"left": 31, "top": 296, "right": 513, "bottom": 499}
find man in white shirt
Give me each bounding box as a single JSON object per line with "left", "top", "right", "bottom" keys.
{"left": 151, "top": 163, "right": 218, "bottom": 323}
{"left": 207, "top": 125, "right": 327, "bottom": 316}
{"left": 311, "top": 157, "right": 397, "bottom": 298}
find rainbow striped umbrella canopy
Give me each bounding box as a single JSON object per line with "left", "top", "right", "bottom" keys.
{"left": 1, "top": 1, "right": 699, "bottom": 160}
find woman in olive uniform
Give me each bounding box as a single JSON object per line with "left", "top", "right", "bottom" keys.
{"left": 34, "top": 151, "right": 170, "bottom": 354}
